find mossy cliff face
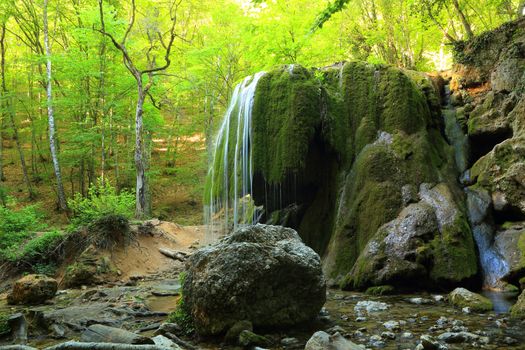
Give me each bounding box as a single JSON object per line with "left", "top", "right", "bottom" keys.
{"left": 450, "top": 18, "right": 525, "bottom": 290}
{"left": 208, "top": 62, "right": 479, "bottom": 290}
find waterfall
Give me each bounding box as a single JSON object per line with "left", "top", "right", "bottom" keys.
{"left": 204, "top": 72, "right": 265, "bottom": 243}
{"left": 466, "top": 188, "right": 509, "bottom": 289}
{"left": 442, "top": 83, "right": 509, "bottom": 289}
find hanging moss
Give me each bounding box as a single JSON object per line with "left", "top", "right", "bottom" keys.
{"left": 206, "top": 61, "right": 477, "bottom": 290}
{"left": 251, "top": 65, "right": 322, "bottom": 184}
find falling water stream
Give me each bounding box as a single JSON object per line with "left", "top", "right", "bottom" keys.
{"left": 204, "top": 72, "right": 265, "bottom": 243}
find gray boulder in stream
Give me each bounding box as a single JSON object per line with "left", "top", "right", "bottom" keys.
{"left": 181, "top": 224, "right": 326, "bottom": 335}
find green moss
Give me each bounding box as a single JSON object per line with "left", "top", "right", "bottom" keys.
{"left": 429, "top": 215, "right": 478, "bottom": 284}
{"left": 518, "top": 233, "right": 525, "bottom": 270}
{"left": 252, "top": 65, "right": 322, "bottom": 184}
{"left": 449, "top": 288, "right": 493, "bottom": 312}
{"left": 510, "top": 290, "right": 525, "bottom": 318}
{"left": 167, "top": 298, "right": 194, "bottom": 335}
{"left": 63, "top": 262, "right": 97, "bottom": 287}
{"left": 0, "top": 312, "right": 9, "bottom": 336}
{"left": 365, "top": 285, "right": 395, "bottom": 296}
{"left": 167, "top": 272, "right": 194, "bottom": 335}
{"left": 238, "top": 330, "right": 272, "bottom": 347}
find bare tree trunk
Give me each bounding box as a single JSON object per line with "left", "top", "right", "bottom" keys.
{"left": 43, "top": 0, "right": 67, "bottom": 211}
{"left": 135, "top": 86, "right": 149, "bottom": 218}
{"left": 452, "top": 0, "right": 474, "bottom": 40}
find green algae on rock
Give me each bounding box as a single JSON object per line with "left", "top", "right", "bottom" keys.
{"left": 510, "top": 289, "right": 525, "bottom": 318}
{"left": 448, "top": 287, "right": 493, "bottom": 312}
{"left": 205, "top": 61, "right": 478, "bottom": 291}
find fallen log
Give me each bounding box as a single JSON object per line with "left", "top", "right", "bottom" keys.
{"left": 0, "top": 346, "right": 38, "bottom": 350}
{"left": 42, "top": 342, "right": 173, "bottom": 350}
{"left": 163, "top": 332, "right": 198, "bottom": 350}
{"left": 158, "top": 248, "right": 187, "bottom": 262}
{"left": 81, "top": 324, "right": 154, "bottom": 345}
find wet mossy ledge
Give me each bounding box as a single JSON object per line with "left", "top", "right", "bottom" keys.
{"left": 205, "top": 61, "right": 479, "bottom": 291}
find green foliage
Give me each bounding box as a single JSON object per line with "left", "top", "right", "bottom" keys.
{"left": 68, "top": 180, "right": 135, "bottom": 229}
{"left": 167, "top": 272, "right": 194, "bottom": 335}
{"left": 0, "top": 204, "right": 45, "bottom": 261}
{"left": 311, "top": 0, "right": 350, "bottom": 32}
{"left": 18, "top": 230, "right": 65, "bottom": 263}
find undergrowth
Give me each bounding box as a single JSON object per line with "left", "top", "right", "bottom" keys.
{"left": 68, "top": 179, "right": 135, "bottom": 229}
{"left": 167, "top": 272, "right": 194, "bottom": 335}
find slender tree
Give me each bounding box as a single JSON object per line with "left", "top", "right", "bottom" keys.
{"left": 43, "top": 0, "right": 67, "bottom": 211}
{"left": 97, "top": 0, "right": 185, "bottom": 218}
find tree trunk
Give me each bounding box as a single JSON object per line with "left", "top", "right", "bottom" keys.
{"left": 519, "top": 1, "right": 525, "bottom": 17}
{"left": 135, "top": 84, "right": 149, "bottom": 218}
{"left": 43, "top": 0, "right": 67, "bottom": 211}
{"left": 452, "top": 0, "right": 474, "bottom": 40}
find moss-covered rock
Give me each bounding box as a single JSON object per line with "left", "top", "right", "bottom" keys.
{"left": 365, "top": 285, "right": 396, "bottom": 296}
{"left": 207, "top": 61, "right": 478, "bottom": 291}
{"left": 448, "top": 287, "right": 493, "bottom": 312}
{"left": 510, "top": 289, "right": 525, "bottom": 318}
{"left": 238, "top": 330, "right": 272, "bottom": 347}
{"left": 7, "top": 274, "right": 57, "bottom": 305}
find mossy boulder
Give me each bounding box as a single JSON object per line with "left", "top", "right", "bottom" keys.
{"left": 206, "top": 61, "right": 477, "bottom": 291}
{"left": 341, "top": 183, "right": 477, "bottom": 290}
{"left": 62, "top": 246, "right": 117, "bottom": 288}
{"left": 448, "top": 287, "right": 493, "bottom": 312}
{"left": 7, "top": 274, "right": 57, "bottom": 305}
{"left": 510, "top": 289, "right": 525, "bottom": 318}
{"left": 238, "top": 330, "right": 272, "bottom": 347}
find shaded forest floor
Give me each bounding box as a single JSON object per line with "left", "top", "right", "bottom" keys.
{"left": 0, "top": 135, "right": 207, "bottom": 227}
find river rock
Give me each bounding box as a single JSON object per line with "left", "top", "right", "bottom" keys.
{"left": 354, "top": 300, "right": 390, "bottom": 315}
{"left": 437, "top": 331, "right": 484, "bottom": 343}
{"left": 238, "top": 330, "right": 271, "bottom": 347}
{"left": 304, "top": 331, "right": 363, "bottom": 350}
{"left": 448, "top": 288, "right": 493, "bottom": 312}
{"left": 7, "top": 274, "right": 57, "bottom": 305}
{"left": 181, "top": 224, "right": 326, "bottom": 335}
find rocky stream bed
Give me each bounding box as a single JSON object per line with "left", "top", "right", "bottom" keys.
{"left": 1, "top": 273, "right": 524, "bottom": 350}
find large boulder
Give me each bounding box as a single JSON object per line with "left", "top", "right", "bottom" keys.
{"left": 7, "top": 274, "right": 57, "bottom": 305}
{"left": 182, "top": 224, "right": 326, "bottom": 335}
{"left": 448, "top": 287, "right": 493, "bottom": 312}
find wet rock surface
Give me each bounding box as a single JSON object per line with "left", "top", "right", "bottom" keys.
{"left": 182, "top": 224, "right": 326, "bottom": 335}
{"left": 1, "top": 280, "right": 525, "bottom": 349}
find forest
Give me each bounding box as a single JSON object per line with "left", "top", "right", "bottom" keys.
{"left": 0, "top": 0, "right": 520, "bottom": 224}
{"left": 1, "top": 0, "right": 525, "bottom": 349}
